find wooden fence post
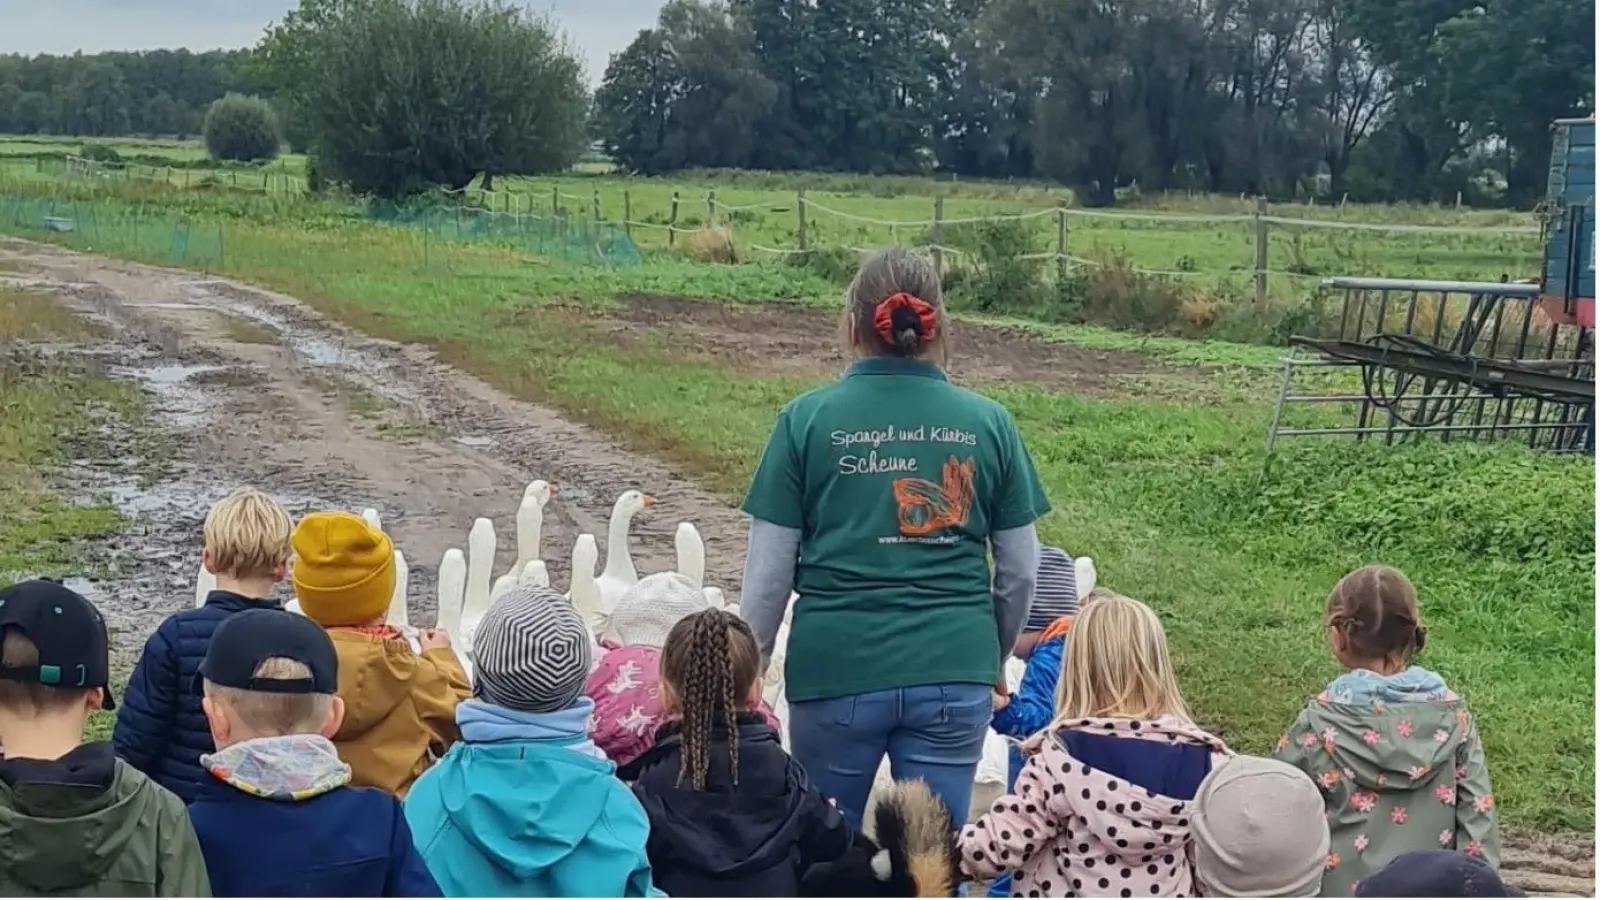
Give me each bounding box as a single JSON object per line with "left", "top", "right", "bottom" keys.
{"left": 593, "top": 189, "right": 602, "bottom": 222}
{"left": 707, "top": 190, "right": 717, "bottom": 226}
{"left": 931, "top": 197, "right": 945, "bottom": 279}
{"left": 668, "top": 191, "right": 680, "bottom": 248}
{"left": 551, "top": 186, "right": 560, "bottom": 216}
{"left": 1056, "top": 208, "right": 1068, "bottom": 286}
{"left": 1253, "top": 196, "right": 1269, "bottom": 306}
{"left": 623, "top": 190, "right": 632, "bottom": 240}
{"left": 796, "top": 188, "right": 808, "bottom": 253}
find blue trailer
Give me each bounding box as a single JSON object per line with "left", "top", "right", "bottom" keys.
{"left": 1541, "top": 117, "right": 1594, "bottom": 327}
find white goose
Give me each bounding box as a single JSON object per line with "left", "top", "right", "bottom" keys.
{"left": 194, "top": 561, "right": 216, "bottom": 608}
{"left": 595, "top": 491, "right": 653, "bottom": 617}
{"left": 567, "top": 533, "right": 605, "bottom": 637}
{"left": 674, "top": 522, "right": 705, "bottom": 587}
{"left": 435, "top": 548, "right": 467, "bottom": 639}
{"left": 1077, "top": 556, "right": 1098, "bottom": 597}
{"left": 388, "top": 549, "right": 410, "bottom": 628}
{"left": 460, "top": 518, "right": 496, "bottom": 658}
{"left": 509, "top": 481, "right": 555, "bottom": 577}
{"left": 519, "top": 560, "right": 550, "bottom": 588}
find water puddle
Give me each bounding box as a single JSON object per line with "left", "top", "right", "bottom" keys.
{"left": 111, "top": 363, "right": 226, "bottom": 430}
{"left": 200, "top": 295, "right": 422, "bottom": 407}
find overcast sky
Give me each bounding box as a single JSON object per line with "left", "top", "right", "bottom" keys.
{"left": 0, "top": 0, "right": 658, "bottom": 84}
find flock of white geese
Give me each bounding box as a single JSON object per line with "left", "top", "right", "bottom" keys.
{"left": 189, "top": 481, "right": 1095, "bottom": 790}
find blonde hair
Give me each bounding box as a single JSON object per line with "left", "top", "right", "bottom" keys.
{"left": 0, "top": 628, "right": 90, "bottom": 715}
{"left": 205, "top": 657, "right": 332, "bottom": 736}
{"left": 205, "top": 487, "right": 293, "bottom": 579}
{"left": 1050, "top": 594, "right": 1192, "bottom": 726}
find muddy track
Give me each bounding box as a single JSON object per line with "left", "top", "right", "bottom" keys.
{"left": 0, "top": 238, "right": 1591, "bottom": 894}
{"left": 0, "top": 237, "right": 751, "bottom": 642}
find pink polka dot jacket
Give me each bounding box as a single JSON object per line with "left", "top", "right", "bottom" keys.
{"left": 959, "top": 716, "right": 1231, "bottom": 898}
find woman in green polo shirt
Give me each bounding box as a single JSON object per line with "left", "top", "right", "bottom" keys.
{"left": 739, "top": 246, "right": 1050, "bottom": 830}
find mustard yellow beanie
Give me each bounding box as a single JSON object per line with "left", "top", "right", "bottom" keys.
{"left": 291, "top": 511, "right": 395, "bottom": 627}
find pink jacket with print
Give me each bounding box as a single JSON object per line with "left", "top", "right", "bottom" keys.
{"left": 960, "top": 716, "right": 1231, "bottom": 899}
{"left": 585, "top": 642, "right": 781, "bottom": 768}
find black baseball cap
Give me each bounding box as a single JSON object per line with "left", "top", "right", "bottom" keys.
{"left": 197, "top": 608, "right": 338, "bottom": 695}
{"left": 0, "top": 579, "right": 115, "bottom": 710}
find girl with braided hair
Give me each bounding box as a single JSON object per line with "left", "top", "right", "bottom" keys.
{"left": 1273, "top": 565, "right": 1501, "bottom": 895}
{"left": 623, "top": 609, "right": 856, "bottom": 896}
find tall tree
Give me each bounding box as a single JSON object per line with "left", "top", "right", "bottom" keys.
{"left": 255, "top": 0, "right": 588, "bottom": 197}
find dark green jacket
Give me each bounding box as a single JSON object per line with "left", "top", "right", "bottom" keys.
{"left": 0, "top": 743, "right": 210, "bottom": 897}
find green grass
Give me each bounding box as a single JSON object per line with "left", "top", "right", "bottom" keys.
{"left": 0, "top": 132, "right": 1543, "bottom": 291}
{"left": 0, "top": 289, "right": 146, "bottom": 744}
{"left": 0, "top": 170, "right": 1590, "bottom": 831}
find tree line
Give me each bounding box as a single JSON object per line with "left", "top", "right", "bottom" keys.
{"left": 0, "top": 49, "right": 260, "bottom": 140}
{"left": 594, "top": 0, "right": 1595, "bottom": 206}
{"left": 0, "top": 0, "right": 1590, "bottom": 207}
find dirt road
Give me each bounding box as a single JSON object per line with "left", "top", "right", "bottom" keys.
{"left": 1, "top": 237, "right": 753, "bottom": 663}
{"left": 0, "top": 238, "right": 1590, "bottom": 895}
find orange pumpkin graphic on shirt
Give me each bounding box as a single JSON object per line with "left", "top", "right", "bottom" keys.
{"left": 893, "top": 456, "right": 976, "bottom": 536}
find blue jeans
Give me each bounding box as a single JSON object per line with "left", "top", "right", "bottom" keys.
{"left": 788, "top": 682, "right": 991, "bottom": 832}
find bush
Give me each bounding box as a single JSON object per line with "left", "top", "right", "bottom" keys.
{"left": 78, "top": 144, "right": 123, "bottom": 164}
{"left": 945, "top": 219, "right": 1047, "bottom": 315}
{"left": 787, "top": 245, "right": 860, "bottom": 284}
{"left": 685, "top": 227, "right": 738, "bottom": 263}
{"left": 203, "top": 94, "right": 280, "bottom": 163}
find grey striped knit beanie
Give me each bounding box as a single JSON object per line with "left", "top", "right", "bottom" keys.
{"left": 1025, "top": 546, "right": 1080, "bottom": 631}
{"left": 472, "top": 584, "right": 593, "bottom": 713}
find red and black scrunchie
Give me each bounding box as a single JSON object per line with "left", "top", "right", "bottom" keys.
{"left": 873, "top": 292, "right": 938, "bottom": 345}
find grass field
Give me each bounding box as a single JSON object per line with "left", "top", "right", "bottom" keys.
{"left": 1, "top": 184, "right": 1589, "bottom": 831}
{"left": 0, "top": 133, "right": 1545, "bottom": 295}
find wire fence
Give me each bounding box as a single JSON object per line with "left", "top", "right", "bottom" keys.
{"left": 0, "top": 194, "right": 225, "bottom": 266}
{"left": 53, "top": 155, "right": 304, "bottom": 195}
{"left": 0, "top": 194, "right": 643, "bottom": 272}
{"left": 366, "top": 200, "right": 640, "bottom": 267}
{"left": 41, "top": 153, "right": 1545, "bottom": 292}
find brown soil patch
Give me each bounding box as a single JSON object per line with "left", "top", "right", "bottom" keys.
{"left": 585, "top": 292, "right": 1178, "bottom": 397}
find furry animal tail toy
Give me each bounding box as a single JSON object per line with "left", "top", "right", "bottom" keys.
{"left": 801, "top": 779, "right": 961, "bottom": 897}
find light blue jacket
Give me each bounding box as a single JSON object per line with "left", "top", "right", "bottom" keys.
{"left": 402, "top": 699, "right": 661, "bottom": 898}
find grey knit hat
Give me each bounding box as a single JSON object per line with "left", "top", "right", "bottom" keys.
{"left": 472, "top": 584, "right": 593, "bottom": 713}
{"left": 1192, "top": 755, "right": 1330, "bottom": 897}
{"left": 610, "top": 572, "right": 709, "bottom": 649}
{"left": 1025, "top": 546, "right": 1079, "bottom": 631}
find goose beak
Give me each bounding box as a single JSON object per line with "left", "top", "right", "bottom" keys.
{"left": 642, "top": 495, "right": 657, "bottom": 507}
{"left": 548, "top": 484, "right": 558, "bottom": 496}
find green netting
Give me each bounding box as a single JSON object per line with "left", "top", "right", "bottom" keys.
{"left": 0, "top": 195, "right": 224, "bottom": 267}
{"left": 367, "top": 200, "right": 641, "bottom": 266}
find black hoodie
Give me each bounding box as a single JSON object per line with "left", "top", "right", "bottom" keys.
{"left": 623, "top": 714, "right": 854, "bottom": 897}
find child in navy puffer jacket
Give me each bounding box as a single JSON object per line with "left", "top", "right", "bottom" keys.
{"left": 115, "top": 487, "right": 293, "bottom": 802}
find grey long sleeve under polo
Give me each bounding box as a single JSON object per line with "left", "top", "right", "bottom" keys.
{"left": 739, "top": 518, "right": 1039, "bottom": 672}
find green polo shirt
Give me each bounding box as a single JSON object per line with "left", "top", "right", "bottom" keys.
{"left": 741, "top": 357, "right": 1051, "bottom": 703}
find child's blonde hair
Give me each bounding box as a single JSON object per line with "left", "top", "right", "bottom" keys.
{"left": 1050, "top": 593, "right": 1192, "bottom": 726}
{"left": 205, "top": 657, "right": 332, "bottom": 737}
{"left": 204, "top": 487, "right": 293, "bottom": 579}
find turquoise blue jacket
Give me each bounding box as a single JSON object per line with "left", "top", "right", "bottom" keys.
{"left": 402, "top": 700, "right": 660, "bottom": 898}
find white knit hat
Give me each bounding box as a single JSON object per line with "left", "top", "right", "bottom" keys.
{"left": 1192, "top": 755, "right": 1330, "bottom": 897}
{"left": 609, "top": 572, "right": 709, "bottom": 648}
